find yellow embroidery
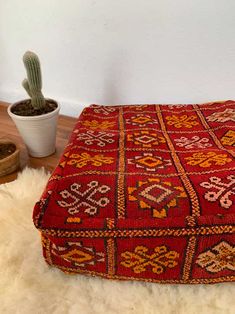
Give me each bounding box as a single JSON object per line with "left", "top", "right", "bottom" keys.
{"left": 81, "top": 120, "right": 115, "bottom": 129}
{"left": 221, "top": 130, "right": 235, "bottom": 146}
{"left": 121, "top": 245, "right": 179, "bottom": 274}
{"left": 61, "top": 152, "right": 114, "bottom": 168}
{"left": 185, "top": 152, "right": 232, "bottom": 168}
{"left": 166, "top": 115, "right": 199, "bottom": 128}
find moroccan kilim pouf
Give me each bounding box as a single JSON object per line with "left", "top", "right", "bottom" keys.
{"left": 33, "top": 100, "right": 235, "bottom": 284}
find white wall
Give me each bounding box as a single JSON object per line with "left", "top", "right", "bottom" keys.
{"left": 0, "top": 0, "right": 235, "bottom": 116}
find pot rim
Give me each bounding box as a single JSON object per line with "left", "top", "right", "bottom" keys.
{"left": 7, "top": 98, "right": 60, "bottom": 121}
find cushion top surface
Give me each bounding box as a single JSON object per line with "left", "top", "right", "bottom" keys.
{"left": 34, "top": 100, "right": 235, "bottom": 231}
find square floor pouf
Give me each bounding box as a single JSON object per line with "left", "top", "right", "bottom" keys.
{"left": 33, "top": 100, "right": 235, "bottom": 284}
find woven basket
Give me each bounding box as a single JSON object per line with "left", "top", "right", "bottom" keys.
{"left": 0, "top": 140, "right": 20, "bottom": 177}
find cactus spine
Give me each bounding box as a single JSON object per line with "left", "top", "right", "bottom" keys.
{"left": 22, "top": 51, "right": 46, "bottom": 110}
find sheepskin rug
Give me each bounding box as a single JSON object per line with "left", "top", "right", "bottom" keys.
{"left": 0, "top": 167, "right": 234, "bottom": 314}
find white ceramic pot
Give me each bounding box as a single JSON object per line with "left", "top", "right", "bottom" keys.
{"left": 8, "top": 99, "right": 60, "bottom": 157}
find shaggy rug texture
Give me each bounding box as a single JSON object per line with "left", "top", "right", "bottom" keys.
{"left": 0, "top": 167, "right": 234, "bottom": 314}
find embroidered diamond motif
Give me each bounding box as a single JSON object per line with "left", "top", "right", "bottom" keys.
{"left": 121, "top": 245, "right": 179, "bottom": 274}
{"left": 142, "top": 156, "right": 161, "bottom": 165}
{"left": 128, "top": 178, "right": 187, "bottom": 218}
{"left": 52, "top": 241, "right": 105, "bottom": 267}
{"left": 127, "top": 131, "right": 166, "bottom": 148}
{"left": 196, "top": 241, "right": 235, "bottom": 273}
{"left": 126, "top": 114, "right": 158, "bottom": 127}
{"left": 200, "top": 175, "right": 235, "bottom": 209}
{"left": 136, "top": 135, "right": 155, "bottom": 144}
{"left": 128, "top": 153, "right": 172, "bottom": 171}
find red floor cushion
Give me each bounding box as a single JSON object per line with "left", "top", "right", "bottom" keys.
{"left": 33, "top": 100, "right": 235, "bottom": 284}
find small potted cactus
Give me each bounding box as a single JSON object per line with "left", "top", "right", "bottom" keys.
{"left": 8, "top": 51, "right": 60, "bottom": 157}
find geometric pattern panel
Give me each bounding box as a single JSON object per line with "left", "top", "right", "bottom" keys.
{"left": 127, "top": 153, "right": 172, "bottom": 172}
{"left": 128, "top": 177, "right": 187, "bottom": 218}
{"left": 196, "top": 240, "right": 235, "bottom": 273}
{"left": 120, "top": 245, "right": 179, "bottom": 274}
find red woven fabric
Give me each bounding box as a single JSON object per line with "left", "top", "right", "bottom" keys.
{"left": 33, "top": 101, "right": 235, "bottom": 284}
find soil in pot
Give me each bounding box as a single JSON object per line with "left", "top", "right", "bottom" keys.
{"left": 11, "top": 99, "right": 57, "bottom": 116}
{"left": 0, "top": 141, "right": 20, "bottom": 177}
{"left": 0, "top": 143, "right": 16, "bottom": 160}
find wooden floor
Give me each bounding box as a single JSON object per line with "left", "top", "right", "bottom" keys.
{"left": 0, "top": 101, "right": 77, "bottom": 184}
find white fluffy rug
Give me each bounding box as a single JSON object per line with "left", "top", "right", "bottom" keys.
{"left": 0, "top": 168, "right": 234, "bottom": 314}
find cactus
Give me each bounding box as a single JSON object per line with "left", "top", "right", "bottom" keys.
{"left": 22, "top": 51, "right": 46, "bottom": 110}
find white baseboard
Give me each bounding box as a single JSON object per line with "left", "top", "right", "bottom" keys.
{"left": 0, "top": 89, "right": 86, "bottom": 117}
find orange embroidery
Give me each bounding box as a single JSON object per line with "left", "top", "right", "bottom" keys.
{"left": 166, "top": 115, "right": 199, "bottom": 128}
{"left": 121, "top": 245, "right": 179, "bottom": 274}
{"left": 60, "top": 152, "right": 114, "bottom": 168}
{"left": 81, "top": 120, "right": 115, "bottom": 129}
{"left": 221, "top": 130, "right": 235, "bottom": 146}
{"left": 185, "top": 152, "right": 232, "bottom": 168}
